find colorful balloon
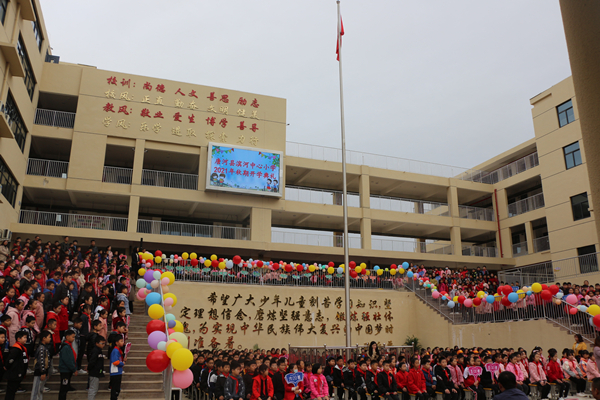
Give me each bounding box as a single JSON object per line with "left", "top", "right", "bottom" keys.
{"left": 146, "top": 350, "right": 170, "bottom": 373}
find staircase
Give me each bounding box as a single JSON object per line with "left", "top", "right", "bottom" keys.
{"left": 6, "top": 301, "right": 164, "bottom": 399}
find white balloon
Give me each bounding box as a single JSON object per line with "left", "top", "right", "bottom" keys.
{"left": 556, "top": 292, "right": 564, "bottom": 299}
{"left": 150, "top": 280, "right": 160, "bottom": 288}
{"left": 157, "top": 341, "right": 167, "bottom": 351}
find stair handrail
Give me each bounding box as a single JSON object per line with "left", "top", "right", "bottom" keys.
{"left": 159, "top": 283, "right": 173, "bottom": 400}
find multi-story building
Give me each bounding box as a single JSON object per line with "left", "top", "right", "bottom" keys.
{"left": 0, "top": 1, "right": 596, "bottom": 282}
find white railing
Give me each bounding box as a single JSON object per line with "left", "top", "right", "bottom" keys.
{"left": 458, "top": 205, "right": 494, "bottom": 221}
{"left": 508, "top": 193, "right": 545, "bottom": 217}
{"left": 512, "top": 241, "right": 528, "bottom": 257}
{"left": 19, "top": 210, "right": 128, "bottom": 231}
{"left": 371, "top": 237, "right": 418, "bottom": 252}
{"left": 34, "top": 108, "right": 76, "bottom": 129}
{"left": 533, "top": 236, "right": 550, "bottom": 253}
{"left": 285, "top": 142, "right": 487, "bottom": 183}
{"left": 473, "top": 152, "right": 539, "bottom": 184}
{"left": 141, "top": 169, "right": 198, "bottom": 190}
{"left": 26, "top": 158, "right": 69, "bottom": 178}
{"left": 138, "top": 219, "right": 250, "bottom": 240}
{"left": 461, "top": 245, "right": 498, "bottom": 258}
{"left": 370, "top": 195, "right": 449, "bottom": 216}
{"left": 271, "top": 229, "right": 361, "bottom": 249}
{"left": 285, "top": 186, "right": 360, "bottom": 207}
{"left": 102, "top": 166, "right": 133, "bottom": 185}
{"left": 421, "top": 242, "right": 454, "bottom": 255}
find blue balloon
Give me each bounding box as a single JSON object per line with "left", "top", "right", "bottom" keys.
{"left": 170, "top": 254, "right": 174, "bottom": 259}
{"left": 442, "top": 296, "right": 447, "bottom": 301}
{"left": 407, "top": 271, "right": 414, "bottom": 278}
{"left": 447, "top": 301, "right": 455, "bottom": 308}
{"left": 526, "top": 291, "right": 533, "bottom": 296}
{"left": 402, "top": 262, "right": 409, "bottom": 269}
{"left": 486, "top": 295, "right": 495, "bottom": 304}
{"left": 146, "top": 284, "right": 152, "bottom": 290}
{"left": 507, "top": 292, "right": 518, "bottom": 303}
{"left": 145, "top": 292, "right": 161, "bottom": 306}
{"left": 168, "top": 320, "right": 176, "bottom": 328}
{"left": 374, "top": 265, "right": 380, "bottom": 271}
{"left": 337, "top": 267, "right": 343, "bottom": 274}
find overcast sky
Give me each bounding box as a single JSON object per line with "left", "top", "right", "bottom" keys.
{"left": 40, "top": 1, "right": 571, "bottom": 170}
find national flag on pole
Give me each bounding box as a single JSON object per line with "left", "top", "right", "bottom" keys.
{"left": 336, "top": 16, "right": 344, "bottom": 61}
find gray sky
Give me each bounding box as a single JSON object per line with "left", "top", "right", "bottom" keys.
{"left": 41, "top": 1, "right": 571, "bottom": 170}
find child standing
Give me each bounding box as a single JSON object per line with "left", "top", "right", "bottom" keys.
{"left": 97, "top": 309, "right": 108, "bottom": 340}
{"left": 4, "top": 330, "right": 29, "bottom": 400}
{"left": 30, "top": 330, "right": 52, "bottom": 400}
{"left": 110, "top": 337, "right": 127, "bottom": 400}
{"left": 88, "top": 335, "right": 107, "bottom": 400}
{"left": 58, "top": 329, "right": 78, "bottom": 400}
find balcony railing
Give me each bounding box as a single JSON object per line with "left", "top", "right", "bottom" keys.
{"left": 138, "top": 219, "right": 250, "bottom": 240}
{"left": 286, "top": 142, "right": 487, "bottom": 183}
{"left": 141, "top": 169, "right": 198, "bottom": 190}
{"left": 458, "top": 205, "right": 494, "bottom": 221}
{"left": 370, "top": 195, "right": 449, "bottom": 216}
{"left": 19, "top": 210, "right": 127, "bottom": 231}
{"left": 371, "top": 237, "right": 454, "bottom": 254}
{"left": 512, "top": 241, "right": 528, "bottom": 257}
{"left": 471, "top": 152, "right": 539, "bottom": 184}
{"left": 26, "top": 158, "right": 68, "bottom": 178}
{"left": 271, "top": 229, "right": 361, "bottom": 249}
{"left": 285, "top": 186, "right": 360, "bottom": 207}
{"left": 102, "top": 166, "right": 133, "bottom": 185}
{"left": 34, "top": 108, "right": 76, "bottom": 129}
{"left": 462, "top": 245, "right": 498, "bottom": 258}
{"left": 508, "top": 193, "right": 545, "bottom": 217}
{"left": 533, "top": 236, "right": 550, "bottom": 253}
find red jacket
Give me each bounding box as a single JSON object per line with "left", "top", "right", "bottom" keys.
{"left": 284, "top": 379, "right": 303, "bottom": 400}
{"left": 58, "top": 306, "right": 69, "bottom": 331}
{"left": 545, "top": 360, "right": 564, "bottom": 383}
{"left": 395, "top": 370, "right": 408, "bottom": 389}
{"left": 251, "top": 375, "right": 274, "bottom": 400}
{"left": 407, "top": 368, "right": 426, "bottom": 394}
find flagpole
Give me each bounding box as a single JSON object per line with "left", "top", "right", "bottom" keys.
{"left": 337, "top": 0, "right": 352, "bottom": 356}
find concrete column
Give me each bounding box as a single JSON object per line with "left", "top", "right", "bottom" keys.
{"left": 416, "top": 238, "right": 425, "bottom": 253}
{"left": 450, "top": 226, "right": 462, "bottom": 256}
{"left": 560, "top": 1, "right": 600, "bottom": 245}
{"left": 495, "top": 189, "right": 509, "bottom": 220}
{"left": 127, "top": 195, "right": 140, "bottom": 233}
{"left": 68, "top": 132, "right": 107, "bottom": 182}
{"left": 250, "top": 208, "right": 271, "bottom": 243}
{"left": 447, "top": 186, "right": 460, "bottom": 218}
{"left": 360, "top": 218, "right": 371, "bottom": 250}
{"left": 359, "top": 169, "right": 370, "bottom": 208}
{"left": 198, "top": 146, "right": 206, "bottom": 190}
{"left": 525, "top": 221, "right": 534, "bottom": 255}
{"left": 131, "top": 139, "right": 146, "bottom": 185}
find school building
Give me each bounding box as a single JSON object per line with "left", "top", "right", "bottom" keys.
{"left": 0, "top": 0, "right": 597, "bottom": 283}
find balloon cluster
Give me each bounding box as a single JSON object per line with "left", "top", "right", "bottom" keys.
{"left": 139, "top": 250, "right": 195, "bottom": 389}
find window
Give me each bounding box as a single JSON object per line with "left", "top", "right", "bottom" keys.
{"left": 0, "top": 156, "right": 18, "bottom": 207}
{"left": 4, "top": 92, "right": 28, "bottom": 152}
{"left": 557, "top": 100, "right": 575, "bottom": 127}
{"left": 578, "top": 245, "right": 598, "bottom": 274}
{"left": 571, "top": 192, "right": 591, "bottom": 221}
{"left": 17, "top": 36, "right": 36, "bottom": 100}
{"left": 563, "top": 141, "right": 582, "bottom": 170}
{"left": 31, "top": 20, "right": 43, "bottom": 50}
{"left": 0, "top": 0, "right": 7, "bottom": 25}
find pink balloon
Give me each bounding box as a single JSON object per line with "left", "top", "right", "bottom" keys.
{"left": 164, "top": 298, "right": 174, "bottom": 307}
{"left": 432, "top": 291, "right": 440, "bottom": 299}
{"left": 172, "top": 368, "right": 194, "bottom": 389}
{"left": 565, "top": 294, "right": 578, "bottom": 305}
{"left": 138, "top": 288, "right": 148, "bottom": 299}
{"left": 162, "top": 277, "right": 170, "bottom": 285}
{"left": 168, "top": 328, "right": 175, "bottom": 335}
{"left": 463, "top": 299, "right": 473, "bottom": 308}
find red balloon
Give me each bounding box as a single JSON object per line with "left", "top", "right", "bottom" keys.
{"left": 211, "top": 260, "right": 219, "bottom": 268}
{"left": 350, "top": 271, "right": 358, "bottom": 279}
{"left": 502, "top": 286, "right": 512, "bottom": 296}
{"left": 349, "top": 261, "right": 356, "bottom": 269}
{"left": 296, "top": 265, "right": 303, "bottom": 272}
{"left": 190, "top": 259, "right": 199, "bottom": 266}
{"left": 501, "top": 296, "right": 512, "bottom": 307}
{"left": 285, "top": 264, "right": 293, "bottom": 273}
{"left": 390, "top": 264, "right": 397, "bottom": 270}
{"left": 568, "top": 306, "right": 578, "bottom": 315}
{"left": 458, "top": 296, "right": 466, "bottom": 305}
{"left": 146, "top": 320, "right": 165, "bottom": 335}
{"left": 473, "top": 298, "right": 482, "bottom": 306}
{"left": 154, "top": 250, "right": 162, "bottom": 257}
{"left": 541, "top": 290, "right": 552, "bottom": 301}
{"left": 328, "top": 262, "right": 335, "bottom": 268}
{"left": 146, "top": 350, "right": 170, "bottom": 373}
{"left": 549, "top": 285, "right": 560, "bottom": 295}
{"left": 272, "top": 263, "right": 280, "bottom": 271}
{"left": 593, "top": 314, "right": 600, "bottom": 328}
{"left": 542, "top": 284, "right": 549, "bottom": 291}
{"left": 146, "top": 259, "right": 154, "bottom": 268}
{"left": 256, "top": 260, "right": 263, "bottom": 268}
{"left": 233, "top": 255, "right": 242, "bottom": 264}
{"left": 360, "top": 268, "right": 367, "bottom": 275}
{"left": 413, "top": 275, "right": 418, "bottom": 281}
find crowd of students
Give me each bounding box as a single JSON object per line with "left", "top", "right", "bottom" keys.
{"left": 0, "top": 236, "right": 133, "bottom": 400}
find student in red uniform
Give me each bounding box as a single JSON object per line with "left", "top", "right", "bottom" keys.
{"left": 252, "top": 364, "right": 274, "bottom": 400}
{"left": 545, "top": 349, "right": 570, "bottom": 399}
{"left": 395, "top": 362, "right": 409, "bottom": 400}
{"left": 407, "top": 357, "right": 426, "bottom": 400}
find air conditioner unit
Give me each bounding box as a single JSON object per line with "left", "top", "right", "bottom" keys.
{"left": 1, "top": 229, "right": 12, "bottom": 240}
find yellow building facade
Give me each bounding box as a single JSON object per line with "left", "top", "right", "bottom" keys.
{"left": 0, "top": 1, "right": 597, "bottom": 281}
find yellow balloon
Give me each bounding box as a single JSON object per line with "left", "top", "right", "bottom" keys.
{"left": 327, "top": 267, "right": 334, "bottom": 274}
{"left": 339, "top": 264, "right": 345, "bottom": 269}
{"left": 589, "top": 304, "right": 600, "bottom": 316}
{"left": 174, "top": 320, "right": 184, "bottom": 333}
{"left": 531, "top": 283, "right": 542, "bottom": 293}
{"left": 204, "top": 259, "right": 211, "bottom": 267}
{"left": 138, "top": 268, "right": 146, "bottom": 276}
{"left": 366, "top": 270, "right": 371, "bottom": 276}
{"left": 453, "top": 296, "right": 458, "bottom": 303}
{"left": 161, "top": 271, "right": 176, "bottom": 285}
{"left": 148, "top": 304, "right": 165, "bottom": 320}
{"left": 477, "top": 291, "right": 485, "bottom": 299}
{"left": 390, "top": 269, "right": 397, "bottom": 276}
{"left": 167, "top": 342, "right": 183, "bottom": 358}
{"left": 155, "top": 256, "right": 162, "bottom": 264}
{"left": 219, "top": 262, "right": 226, "bottom": 270}
{"left": 210, "top": 254, "right": 217, "bottom": 261}
{"left": 360, "top": 263, "right": 366, "bottom": 268}
{"left": 163, "top": 293, "right": 178, "bottom": 306}
{"left": 308, "top": 265, "right": 316, "bottom": 273}
{"left": 172, "top": 348, "right": 194, "bottom": 371}
{"left": 377, "top": 269, "right": 383, "bottom": 276}
{"left": 169, "top": 332, "right": 188, "bottom": 347}
{"left": 143, "top": 253, "right": 153, "bottom": 260}
{"left": 182, "top": 252, "right": 189, "bottom": 260}
{"left": 355, "top": 266, "right": 362, "bottom": 273}
{"left": 138, "top": 252, "right": 144, "bottom": 257}
{"left": 190, "top": 253, "right": 197, "bottom": 260}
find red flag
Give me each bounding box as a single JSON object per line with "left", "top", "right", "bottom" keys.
{"left": 336, "top": 16, "right": 344, "bottom": 61}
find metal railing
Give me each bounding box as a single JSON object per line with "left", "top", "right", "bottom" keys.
{"left": 141, "top": 169, "right": 198, "bottom": 190}
{"left": 458, "top": 205, "right": 495, "bottom": 221}
{"left": 462, "top": 245, "right": 498, "bottom": 258}
{"left": 512, "top": 241, "right": 528, "bottom": 257}
{"left": 34, "top": 108, "right": 76, "bottom": 129}
{"left": 533, "top": 236, "right": 550, "bottom": 253}
{"left": 371, "top": 237, "right": 453, "bottom": 254}
{"left": 286, "top": 142, "right": 488, "bottom": 183}
{"left": 508, "top": 193, "right": 545, "bottom": 217}
{"left": 285, "top": 186, "right": 360, "bottom": 207}
{"left": 26, "top": 158, "right": 69, "bottom": 178}
{"left": 138, "top": 219, "right": 250, "bottom": 240}
{"left": 469, "top": 152, "right": 539, "bottom": 184}
{"left": 288, "top": 344, "right": 414, "bottom": 366}
{"left": 499, "top": 252, "right": 600, "bottom": 285}
{"left": 420, "top": 242, "right": 454, "bottom": 255}
{"left": 102, "top": 166, "right": 133, "bottom": 185}
{"left": 271, "top": 229, "right": 361, "bottom": 249}
{"left": 19, "top": 210, "right": 128, "bottom": 231}
{"left": 370, "top": 195, "right": 449, "bottom": 216}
